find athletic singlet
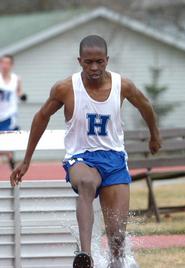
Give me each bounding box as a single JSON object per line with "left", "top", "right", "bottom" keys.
{"left": 64, "top": 71, "right": 125, "bottom": 159}
{"left": 0, "top": 73, "right": 18, "bottom": 121}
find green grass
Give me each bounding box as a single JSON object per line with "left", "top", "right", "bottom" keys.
{"left": 135, "top": 247, "right": 185, "bottom": 268}
{"left": 127, "top": 180, "right": 185, "bottom": 235}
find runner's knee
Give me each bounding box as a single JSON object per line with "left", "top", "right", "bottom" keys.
{"left": 78, "top": 176, "right": 97, "bottom": 197}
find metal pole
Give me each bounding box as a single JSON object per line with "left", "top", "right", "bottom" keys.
{"left": 13, "top": 185, "right": 21, "bottom": 268}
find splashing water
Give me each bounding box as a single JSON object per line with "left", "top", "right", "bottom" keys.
{"left": 91, "top": 210, "right": 140, "bottom": 268}
{"left": 63, "top": 207, "right": 140, "bottom": 268}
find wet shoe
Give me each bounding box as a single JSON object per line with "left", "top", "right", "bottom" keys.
{"left": 73, "top": 252, "right": 94, "bottom": 268}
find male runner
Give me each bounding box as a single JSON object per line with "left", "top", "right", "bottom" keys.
{"left": 0, "top": 54, "right": 26, "bottom": 169}
{"left": 10, "top": 35, "right": 161, "bottom": 268}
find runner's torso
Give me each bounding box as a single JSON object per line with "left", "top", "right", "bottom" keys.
{"left": 64, "top": 71, "right": 125, "bottom": 158}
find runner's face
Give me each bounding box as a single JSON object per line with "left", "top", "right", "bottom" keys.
{"left": 0, "top": 57, "right": 13, "bottom": 73}
{"left": 78, "top": 47, "right": 109, "bottom": 81}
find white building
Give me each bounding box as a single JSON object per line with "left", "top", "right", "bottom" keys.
{"left": 1, "top": 7, "right": 185, "bottom": 131}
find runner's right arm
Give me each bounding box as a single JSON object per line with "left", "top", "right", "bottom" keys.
{"left": 10, "top": 81, "right": 67, "bottom": 186}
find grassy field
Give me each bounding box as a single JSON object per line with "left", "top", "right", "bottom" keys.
{"left": 135, "top": 247, "right": 185, "bottom": 268}
{"left": 126, "top": 180, "right": 185, "bottom": 267}
{"left": 127, "top": 180, "right": 185, "bottom": 235}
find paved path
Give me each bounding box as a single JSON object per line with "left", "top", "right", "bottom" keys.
{"left": 0, "top": 162, "right": 65, "bottom": 181}
{"left": 101, "top": 235, "right": 185, "bottom": 250}
{"left": 1, "top": 161, "right": 185, "bottom": 181}
{"left": 131, "top": 235, "right": 185, "bottom": 249}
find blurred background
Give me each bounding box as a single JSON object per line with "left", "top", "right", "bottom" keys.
{"left": 0, "top": 2, "right": 185, "bottom": 268}
{"left": 0, "top": 0, "right": 185, "bottom": 133}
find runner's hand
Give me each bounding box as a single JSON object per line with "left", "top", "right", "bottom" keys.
{"left": 149, "top": 137, "right": 162, "bottom": 154}
{"left": 10, "top": 162, "right": 29, "bottom": 187}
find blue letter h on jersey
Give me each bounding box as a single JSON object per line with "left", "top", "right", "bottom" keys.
{"left": 87, "top": 113, "right": 110, "bottom": 136}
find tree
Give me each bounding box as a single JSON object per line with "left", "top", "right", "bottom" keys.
{"left": 144, "top": 67, "right": 176, "bottom": 126}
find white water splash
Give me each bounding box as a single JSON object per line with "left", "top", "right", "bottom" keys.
{"left": 92, "top": 209, "right": 140, "bottom": 267}
{"left": 63, "top": 205, "right": 140, "bottom": 268}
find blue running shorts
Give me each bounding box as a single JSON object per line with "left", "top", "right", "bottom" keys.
{"left": 63, "top": 149, "right": 132, "bottom": 197}
{"left": 0, "top": 115, "right": 19, "bottom": 131}
{"left": 0, "top": 117, "right": 12, "bottom": 131}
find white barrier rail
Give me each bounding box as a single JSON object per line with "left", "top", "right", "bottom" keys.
{"left": 0, "top": 130, "right": 65, "bottom": 151}
{"left": 0, "top": 131, "right": 101, "bottom": 268}
{"left": 0, "top": 131, "right": 71, "bottom": 268}
{"left": 0, "top": 181, "right": 78, "bottom": 268}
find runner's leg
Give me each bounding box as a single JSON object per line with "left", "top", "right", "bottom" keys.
{"left": 99, "top": 184, "right": 130, "bottom": 266}
{"left": 69, "top": 162, "right": 101, "bottom": 255}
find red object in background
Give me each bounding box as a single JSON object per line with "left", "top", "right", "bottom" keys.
{"left": 101, "top": 235, "right": 185, "bottom": 249}
{"left": 1, "top": 162, "right": 185, "bottom": 181}
{"left": 0, "top": 162, "right": 65, "bottom": 181}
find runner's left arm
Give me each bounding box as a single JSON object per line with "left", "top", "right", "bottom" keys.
{"left": 121, "top": 78, "right": 161, "bottom": 154}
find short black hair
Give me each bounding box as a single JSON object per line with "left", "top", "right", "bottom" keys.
{"left": 1, "top": 54, "right": 14, "bottom": 63}
{"left": 79, "top": 35, "right": 107, "bottom": 56}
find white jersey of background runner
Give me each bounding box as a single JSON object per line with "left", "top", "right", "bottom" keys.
{"left": 64, "top": 71, "right": 125, "bottom": 159}
{"left": 0, "top": 73, "right": 18, "bottom": 121}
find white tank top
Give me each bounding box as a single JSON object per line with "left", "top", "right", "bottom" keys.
{"left": 0, "top": 73, "right": 18, "bottom": 121}
{"left": 64, "top": 71, "right": 125, "bottom": 159}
